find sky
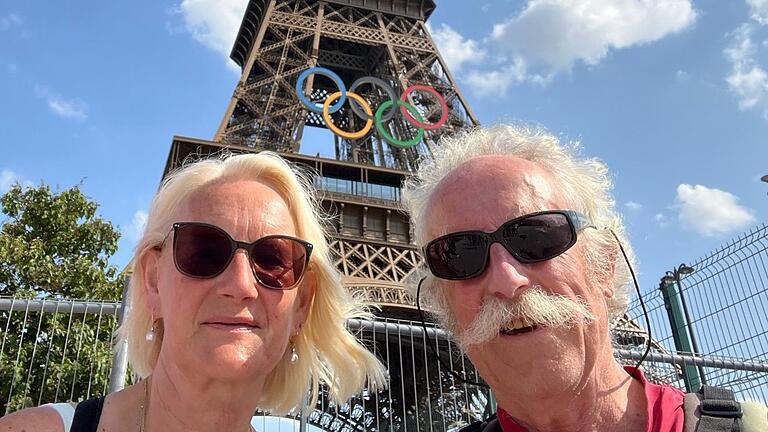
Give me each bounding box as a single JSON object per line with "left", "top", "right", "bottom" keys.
{"left": 1, "top": 0, "right": 767, "bottom": 295}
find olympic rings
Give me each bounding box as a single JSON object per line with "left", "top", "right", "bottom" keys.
{"left": 349, "top": 76, "right": 399, "bottom": 122}
{"left": 400, "top": 85, "right": 448, "bottom": 131}
{"left": 375, "top": 100, "right": 425, "bottom": 148}
{"left": 295, "top": 67, "right": 346, "bottom": 114}
{"left": 323, "top": 91, "right": 373, "bottom": 139}
{"left": 295, "top": 66, "right": 449, "bottom": 148}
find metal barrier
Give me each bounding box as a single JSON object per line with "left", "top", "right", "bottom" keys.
{"left": 623, "top": 223, "right": 768, "bottom": 401}
{"left": 0, "top": 297, "right": 121, "bottom": 415}
{"left": 3, "top": 219, "right": 768, "bottom": 421}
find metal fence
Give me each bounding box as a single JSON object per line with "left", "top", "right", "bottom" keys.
{"left": 0, "top": 297, "right": 121, "bottom": 415}
{"left": 0, "top": 296, "right": 492, "bottom": 430}
{"left": 623, "top": 223, "right": 768, "bottom": 402}
{"left": 2, "top": 224, "right": 767, "bottom": 422}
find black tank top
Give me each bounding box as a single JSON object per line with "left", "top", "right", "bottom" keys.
{"left": 71, "top": 396, "right": 105, "bottom": 432}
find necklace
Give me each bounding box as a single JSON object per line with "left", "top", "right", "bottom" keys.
{"left": 138, "top": 376, "right": 255, "bottom": 432}
{"left": 139, "top": 377, "right": 150, "bottom": 432}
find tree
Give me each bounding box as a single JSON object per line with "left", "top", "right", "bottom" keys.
{"left": 0, "top": 183, "right": 124, "bottom": 414}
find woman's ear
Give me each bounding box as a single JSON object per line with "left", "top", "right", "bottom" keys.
{"left": 140, "top": 247, "right": 163, "bottom": 319}
{"left": 294, "top": 267, "right": 317, "bottom": 333}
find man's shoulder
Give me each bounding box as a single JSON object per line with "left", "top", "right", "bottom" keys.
{"left": 459, "top": 414, "right": 501, "bottom": 432}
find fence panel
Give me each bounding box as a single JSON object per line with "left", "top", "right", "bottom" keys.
{"left": 622, "top": 223, "right": 768, "bottom": 402}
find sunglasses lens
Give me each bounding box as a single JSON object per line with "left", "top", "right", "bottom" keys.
{"left": 251, "top": 238, "right": 308, "bottom": 289}
{"left": 174, "top": 224, "right": 233, "bottom": 278}
{"left": 426, "top": 234, "right": 487, "bottom": 279}
{"left": 503, "top": 213, "right": 574, "bottom": 262}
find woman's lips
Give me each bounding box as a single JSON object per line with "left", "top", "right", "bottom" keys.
{"left": 203, "top": 322, "right": 260, "bottom": 332}
{"left": 202, "top": 317, "right": 261, "bottom": 331}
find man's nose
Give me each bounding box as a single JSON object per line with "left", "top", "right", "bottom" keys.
{"left": 214, "top": 249, "right": 261, "bottom": 301}
{"left": 483, "top": 242, "right": 531, "bottom": 300}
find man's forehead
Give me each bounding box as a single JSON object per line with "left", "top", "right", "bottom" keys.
{"left": 425, "top": 155, "right": 565, "bottom": 234}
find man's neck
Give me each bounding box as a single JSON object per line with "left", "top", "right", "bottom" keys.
{"left": 145, "top": 356, "right": 264, "bottom": 432}
{"left": 494, "top": 360, "right": 648, "bottom": 432}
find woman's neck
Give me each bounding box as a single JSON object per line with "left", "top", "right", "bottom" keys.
{"left": 144, "top": 356, "right": 264, "bottom": 432}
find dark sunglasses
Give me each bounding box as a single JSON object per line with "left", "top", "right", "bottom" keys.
{"left": 167, "top": 222, "right": 313, "bottom": 290}
{"left": 424, "top": 210, "right": 594, "bottom": 280}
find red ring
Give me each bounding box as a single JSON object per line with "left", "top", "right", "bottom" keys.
{"left": 399, "top": 85, "right": 449, "bottom": 130}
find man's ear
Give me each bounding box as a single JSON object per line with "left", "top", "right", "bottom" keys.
{"left": 140, "top": 247, "right": 163, "bottom": 319}
{"left": 602, "top": 240, "right": 619, "bottom": 299}
{"left": 294, "top": 267, "right": 317, "bottom": 333}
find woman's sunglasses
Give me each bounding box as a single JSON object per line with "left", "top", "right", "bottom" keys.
{"left": 424, "top": 210, "right": 594, "bottom": 280}
{"left": 167, "top": 222, "right": 313, "bottom": 290}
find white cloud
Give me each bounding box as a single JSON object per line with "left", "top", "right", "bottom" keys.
{"left": 676, "top": 70, "right": 689, "bottom": 81}
{"left": 0, "top": 13, "right": 22, "bottom": 30}
{"left": 464, "top": 57, "right": 553, "bottom": 96}
{"left": 177, "top": 0, "right": 247, "bottom": 71}
{"left": 127, "top": 210, "right": 148, "bottom": 241}
{"left": 747, "top": 0, "right": 768, "bottom": 25}
{"left": 655, "top": 213, "right": 669, "bottom": 228}
{"left": 489, "top": 0, "right": 696, "bottom": 74}
{"left": 675, "top": 184, "right": 756, "bottom": 237}
{"left": 1, "top": 169, "right": 20, "bottom": 193}
{"left": 0, "top": 169, "right": 32, "bottom": 193}
{"left": 724, "top": 22, "right": 768, "bottom": 116}
{"left": 429, "top": 24, "right": 486, "bottom": 73}
{"left": 34, "top": 85, "right": 88, "bottom": 121}
{"left": 625, "top": 201, "right": 643, "bottom": 211}
{"left": 437, "top": 0, "right": 695, "bottom": 95}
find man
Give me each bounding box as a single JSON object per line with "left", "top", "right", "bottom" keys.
{"left": 402, "top": 125, "right": 765, "bottom": 431}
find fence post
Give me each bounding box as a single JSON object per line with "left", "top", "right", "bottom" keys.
{"left": 659, "top": 280, "right": 701, "bottom": 392}
{"left": 108, "top": 275, "right": 131, "bottom": 393}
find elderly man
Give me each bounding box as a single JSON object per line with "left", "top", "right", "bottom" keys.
{"left": 402, "top": 125, "right": 764, "bottom": 431}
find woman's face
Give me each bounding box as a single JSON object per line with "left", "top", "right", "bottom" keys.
{"left": 142, "top": 179, "right": 315, "bottom": 382}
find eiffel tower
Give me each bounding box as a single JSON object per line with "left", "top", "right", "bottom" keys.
{"left": 159, "top": 0, "right": 659, "bottom": 429}
{"left": 161, "top": 0, "right": 489, "bottom": 430}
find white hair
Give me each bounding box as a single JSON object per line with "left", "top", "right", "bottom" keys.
{"left": 402, "top": 124, "right": 635, "bottom": 322}
{"left": 118, "top": 151, "right": 386, "bottom": 415}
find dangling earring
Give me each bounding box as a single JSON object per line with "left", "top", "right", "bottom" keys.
{"left": 145, "top": 319, "right": 157, "bottom": 342}
{"left": 290, "top": 341, "right": 299, "bottom": 364}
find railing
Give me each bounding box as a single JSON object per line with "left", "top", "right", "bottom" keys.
{"left": 0, "top": 297, "right": 121, "bottom": 415}
{"left": 623, "top": 223, "right": 768, "bottom": 401}
{"left": 3, "top": 218, "right": 768, "bottom": 421}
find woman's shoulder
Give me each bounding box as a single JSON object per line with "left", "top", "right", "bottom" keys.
{"left": 0, "top": 405, "right": 69, "bottom": 432}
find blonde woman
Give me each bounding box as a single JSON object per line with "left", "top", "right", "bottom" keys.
{"left": 1, "top": 152, "right": 387, "bottom": 432}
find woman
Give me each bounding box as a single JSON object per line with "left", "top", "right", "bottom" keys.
{"left": 1, "top": 152, "right": 387, "bottom": 431}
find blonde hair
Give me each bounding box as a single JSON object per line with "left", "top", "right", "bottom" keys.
{"left": 402, "top": 124, "right": 635, "bottom": 322}
{"left": 118, "top": 151, "right": 387, "bottom": 414}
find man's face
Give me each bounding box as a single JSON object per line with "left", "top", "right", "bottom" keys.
{"left": 423, "top": 155, "right": 615, "bottom": 400}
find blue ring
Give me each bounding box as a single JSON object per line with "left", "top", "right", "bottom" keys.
{"left": 295, "top": 67, "right": 347, "bottom": 114}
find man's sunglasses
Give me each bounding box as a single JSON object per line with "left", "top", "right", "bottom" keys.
{"left": 424, "top": 210, "right": 594, "bottom": 280}
{"left": 167, "top": 222, "right": 313, "bottom": 290}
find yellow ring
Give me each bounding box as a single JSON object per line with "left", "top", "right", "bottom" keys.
{"left": 322, "top": 91, "right": 373, "bottom": 139}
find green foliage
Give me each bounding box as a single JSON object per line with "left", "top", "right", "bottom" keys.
{"left": 0, "top": 183, "right": 122, "bottom": 299}
{"left": 0, "top": 309, "right": 118, "bottom": 413}
{"left": 0, "top": 182, "right": 125, "bottom": 414}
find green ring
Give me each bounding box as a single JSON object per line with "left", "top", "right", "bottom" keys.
{"left": 375, "top": 100, "right": 425, "bottom": 148}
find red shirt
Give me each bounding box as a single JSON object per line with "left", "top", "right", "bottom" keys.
{"left": 497, "top": 366, "right": 685, "bottom": 432}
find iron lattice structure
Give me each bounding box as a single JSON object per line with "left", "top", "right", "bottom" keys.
{"left": 162, "top": 1, "right": 488, "bottom": 428}
{"left": 155, "top": 1, "right": 668, "bottom": 429}
{"left": 214, "top": 0, "right": 477, "bottom": 171}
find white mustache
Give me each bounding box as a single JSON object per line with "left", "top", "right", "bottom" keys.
{"left": 456, "top": 286, "right": 595, "bottom": 351}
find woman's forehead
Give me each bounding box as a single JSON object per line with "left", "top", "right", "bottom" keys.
{"left": 175, "top": 180, "right": 297, "bottom": 236}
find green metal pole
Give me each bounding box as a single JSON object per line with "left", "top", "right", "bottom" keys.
{"left": 659, "top": 280, "right": 701, "bottom": 392}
